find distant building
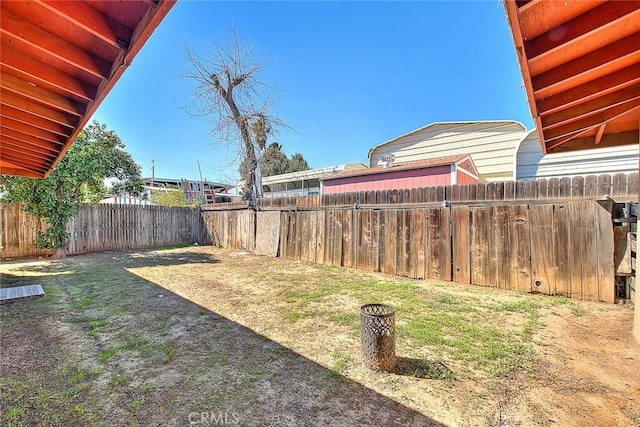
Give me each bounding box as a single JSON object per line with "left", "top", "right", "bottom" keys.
{"left": 368, "top": 121, "right": 527, "bottom": 182}
{"left": 143, "top": 177, "right": 234, "bottom": 204}
{"left": 514, "top": 130, "right": 639, "bottom": 181}
{"left": 100, "top": 195, "right": 151, "bottom": 205}
{"left": 241, "top": 163, "right": 368, "bottom": 198}
{"left": 322, "top": 155, "right": 478, "bottom": 194}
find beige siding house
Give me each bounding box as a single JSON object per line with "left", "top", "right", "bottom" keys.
{"left": 368, "top": 121, "right": 527, "bottom": 182}
{"left": 515, "top": 130, "right": 639, "bottom": 181}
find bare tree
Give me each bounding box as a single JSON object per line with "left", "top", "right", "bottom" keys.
{"left": 183, "top": 32, "right": 285, "bottom": 201}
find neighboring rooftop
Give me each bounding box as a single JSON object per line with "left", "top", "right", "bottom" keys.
{"left": 143, "top": 177, "right": 231, "bottom": 192}
{"left": 261, "top": 163, "right": 368, "bottom": 186}
{"left": 324, "top": 155, "right": 470, "bottom": 181}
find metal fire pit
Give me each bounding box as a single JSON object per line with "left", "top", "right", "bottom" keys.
{"left": 360, "top": 303, "right": 396, "bottom": 371}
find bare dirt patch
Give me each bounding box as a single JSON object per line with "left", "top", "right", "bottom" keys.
{"left": 1, "top": 246, "right": 638, "bottom": 426}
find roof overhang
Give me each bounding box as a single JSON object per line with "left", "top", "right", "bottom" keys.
{"left": 0, "top": 0, "right": 176, "bottom": 178}
{"left": 504, "top": 0, "right": 640, "bottom": 153}
{"left": 324, "top": 155, "right": 474, "bottom": 181}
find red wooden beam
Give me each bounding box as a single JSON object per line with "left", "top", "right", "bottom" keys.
{"left": 537, "top": 63, "right": 640, "bottom": 116}
{"left": 0, "top": 105, "right": 73, "bottom": 136}
{"left": 532, "top": 32, "right": 640, "bottom": 97}
{"left": 36, "top": 0, "right": 133, "bottom": 50}
{"left": 0, "top": 9, "right": 112, "bottom": 79}
{"left": 1, "top": 73, "right": 86, "bottom": 117}
{"left": 517, "top": 0, "right": 605, "bottom": 40}
{"left": 504, "top": 0, "right": 546, "bottom": 153}
{"left": 2, "top": 129, "right": 58, "bottom": 161}
{"left": 1, "top": 140, "right": 57, "bottom": 161}
{"left": 1, "top": 122, "right": 65, "bottom": 148}
{"left": 542, "top": 85, "right": 640, "bottom": 129}
{"left": 0, "top": 154, "right": 49, "bottom": 176}
{"left": 545, "top": 103, "right": 640, "bottom": 149}
{"left": 525, "top": 1, "right": 640, "bottom": 59}
{"left": 0, "top": 92, "right": 79, "bottom": 128}
{"left": 1, "top": 46, "right": 96, "bottom": 102}
{"left": 594, "top": 123, "right": 606, "bottom": 145}
{"left": 0, "top": 161, "right": 43, "bottom": 178}
{"left": 1, "top": 117, "right": 66, "bottom": 145}
{"left": 1, "top": 124, "right": 63, "bottom": 150}
{"left": 43, "top": 0, "right": 177, "bottom": 177}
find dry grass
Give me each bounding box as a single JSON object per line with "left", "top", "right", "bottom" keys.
{"left": 1, "top": 246, "right": 638, "bottom": 426}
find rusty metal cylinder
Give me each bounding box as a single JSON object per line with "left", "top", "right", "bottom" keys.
{"left": 360, "top": 303, "right": 396, "bottom": 371}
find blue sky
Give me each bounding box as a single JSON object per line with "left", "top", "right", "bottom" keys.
{"left": 93, "top": 0, "right": 534, "bottom": 185}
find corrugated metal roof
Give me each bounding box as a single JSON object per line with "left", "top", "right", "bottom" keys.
{"left": 260, "top": 163, "right": 368, "bottom": 185}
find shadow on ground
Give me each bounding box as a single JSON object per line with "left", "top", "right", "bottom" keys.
{"left": 392, "top": 357, "right": 455, "bottom": 380}
{"left": 0, "top": 250, "right": 444, "bottom": 426}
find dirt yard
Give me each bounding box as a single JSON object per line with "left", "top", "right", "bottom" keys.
{"left": 1, "top": 246, "right": 638, "bottom": 426}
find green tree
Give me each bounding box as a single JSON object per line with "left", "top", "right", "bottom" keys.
{"left": 259, "top": 143, "right": 310, "bottom": 177}
{"left": 261, "top": 143, "right": 289, "bottom": 176}
{"left": 287, "top": 152, "right": 310, "bottom": 174}
{"left": 0, "top": 121, "right": 143, "bottom": 257}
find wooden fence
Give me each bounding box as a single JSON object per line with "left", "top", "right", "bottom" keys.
{"left": 2, "top": 188, "right": 627, "bottom": 304}
{"left": 201, "top": 200, "right": 618, "bottom": 303}
{"left": 0, "top": 203, "right": 50, "bottom": 258}
{"left": 282, "top": 201, "right": 616, "bottom": 302}
{"left": 1, "top": 204, "right": 202, "bottom": 258}
{"left": 200, "top": 210, "right": 255, "bottom": 251}
{"left": 251, "top": 172, "right": 638, "bottom": 209}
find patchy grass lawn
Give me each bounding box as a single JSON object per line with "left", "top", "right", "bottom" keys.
{"left": 1, "top": 246, "right": 639, "bottom": 426}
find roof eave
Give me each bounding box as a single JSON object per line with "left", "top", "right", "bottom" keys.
{"left": 42, "top": 0, "right": 177, "bottom": 178}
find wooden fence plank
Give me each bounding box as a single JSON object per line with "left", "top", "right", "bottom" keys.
{"left": 507, "top": 205, "right": 531, "bottom": 291}
{"left": 371, "top": 210, "right": 381, "bottom": 272}
{"left": 529, "top": 204, "right": 556, "bottom": 295}
{"left": 279, "top": 212, "right": 287, "bottom": 258}
{"left": 584, "top": 175, "right": 598, "bottom": 197}
{"left": 559, "top": 177, "right": 572, "bottom": 198}
{"left": 580, "top": 202, "right": 598, "bottom": 301}
{"left": 308, "top": 211, "right": 317, "bottom": 263}
{"left": 427, "top": 208, "right": 443, "bottom": 280}
{"left": 571, "top": 176, "right": 585, "bottom": 198}
{"left": 525, "top": 180, "right": 537, "bottom": 199}
{"left": 355, "top": 210, "right": 369, "bottom": 270}
{"left": 300, "top": 211, "right": 309, "bottom": 261}
{"left": 397, "top": 210, "right": 410, "bottom": 277}
{"left": 452, "top": 206, "right": 470, "bottom": 285}
{"left": 494, "top": 205, "right": 510, "bottom": 289}
{"left": 504, "top": 181, "right": 515, "bottom": 200}
{"left": 333, "top": 210, "right": 343, "bottom": 266}
{"left": 316, "top": 211, "right": 325, "bottom": 264}
{"left": 628, "top": 172, "right": 639, "bottom": 196}
{"left": 597, "top": 174, "right": 612, "bottom": 197}
{"left": 595, "top": 202, "right": 615, "bottom": 303}
{"left": 343, "top": 210, "right": 353, "bottom": 268}
{"left": 409, "top": 209, "right": 426, "bottom": 279}
{"left": 553, "top": 204, "right": 571, "bottom": 297}
{"left": 612, "top": 173, "right": 627, "bottom": 197}
{"left": 440, "top": 207, "right": 452, "bottom": 282}
{"left": 381, "top": 210, "right": 397, "bottom": 275}
{"left": 470, "top": 206, "right": 490, "bottom": 287}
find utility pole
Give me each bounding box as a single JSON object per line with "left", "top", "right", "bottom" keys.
{"left": 197, "top": 160, "right": 205, "bottom": 203}
{"left": 151, "top": 159, "right": 155, "bottom": 186}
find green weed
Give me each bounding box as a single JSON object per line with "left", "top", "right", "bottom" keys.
{"left": 100, "top": 347, "right": 118, "bottom": 363}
